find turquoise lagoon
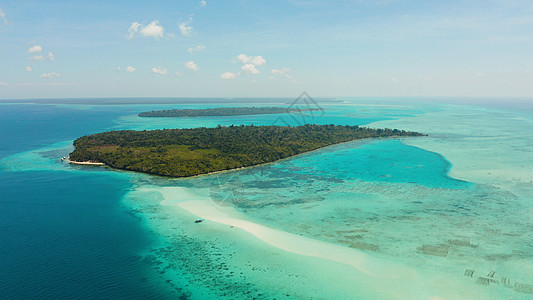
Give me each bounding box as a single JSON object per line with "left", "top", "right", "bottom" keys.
{"left": 1, "top": 99, "right": 532, "bottom": 299}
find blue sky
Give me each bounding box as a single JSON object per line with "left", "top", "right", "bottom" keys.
{"left": 1, "top": 0, "right": 533, "bottom": 99}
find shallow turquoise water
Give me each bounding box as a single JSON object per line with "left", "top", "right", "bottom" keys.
{"left": 1, "top": 99, "right": 532, "bottom": 299}
{"left": 272, "top": 139, "right": 470, "bottom": 188}
{"left": 195, "top": 137, "right": 532, "bottom": 272}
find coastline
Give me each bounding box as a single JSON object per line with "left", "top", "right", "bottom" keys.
{"left": 68, "top": 159, "right": 105, "bottom": 166}
{"left": 68, "top": 135, "right": 424, "bottom": 179}
{"left": 185, "top": 136, "right": 385, "bottom": 178}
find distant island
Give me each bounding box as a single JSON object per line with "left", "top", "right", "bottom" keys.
{"left": 138, "top": 106, "right": 323, "bottom": 118}
{"left": 69, "top": 124, "right": 425, "bottom": 177}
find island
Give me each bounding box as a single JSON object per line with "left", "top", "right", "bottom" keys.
{"left": 138, "top": 106, "right": 322, "bottom": 118}
{"left": 69, "top": 124, "right": 425, "bottom": 177}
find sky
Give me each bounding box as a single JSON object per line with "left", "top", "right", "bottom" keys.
{"left": 1, "top": 0, "right": 533, "bottom": 99}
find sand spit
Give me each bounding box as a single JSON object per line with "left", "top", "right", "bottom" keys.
{"left": 154, "top": 186, "right": 502, "bottom": 299}
{"left": 159, "top": 187, "right": 415, "bottom": 279}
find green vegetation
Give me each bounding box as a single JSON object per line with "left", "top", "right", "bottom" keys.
{"left": 69, "top": 124, "right": 425, "bottom": 177}
{"left": 138, "top": 106, "right": 322, "bottom": 117}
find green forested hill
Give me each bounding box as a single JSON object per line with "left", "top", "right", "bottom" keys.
{"left": 69, "top": 124, "right": 425, "bottom": 177}
{"left": 138, "top": 106, "right": 321, "bottom": 117}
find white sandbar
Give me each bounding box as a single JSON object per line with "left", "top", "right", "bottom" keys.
{"left": 159, "top": 187, "right": 415, "bottom": 280}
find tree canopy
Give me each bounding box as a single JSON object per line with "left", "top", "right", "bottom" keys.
{"left": 138, "top": 106, "right": 321, "bottom": 118}
{"left": 69, "top": 124, "right": 425, "bottom": 177}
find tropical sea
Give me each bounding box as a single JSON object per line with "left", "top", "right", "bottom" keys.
{"left": 0, "top": 98, "right": 532, "bottom": 299}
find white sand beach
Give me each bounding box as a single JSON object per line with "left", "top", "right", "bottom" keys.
{"left": 68, "top": 160, "right": 105, "bottom": 166}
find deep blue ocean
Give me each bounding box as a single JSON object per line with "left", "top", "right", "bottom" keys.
{"left": 0, "top": 104, "right": 182, "bottom": 299}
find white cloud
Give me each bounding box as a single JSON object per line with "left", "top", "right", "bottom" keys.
{"left": 223, "top": 54, "right": 266, "bottom": 78}
{"left": 116, "top": 66, "right": 121, "bottom": 71}
{"left": 185, "top": 61, "right": 199, "bottom": 71}
{"left": 126, "top": 66, "right": 136, "bottom": 73}
{"left": 26, "top": 66, "right": 32, "bottom": 72}
{"left": 128, "top": 20, "right": 164, "bottom": 39}
{"left": 237, "top": 54, "right": 266, "bottom": 66}
{"left": 271, "top": 67, "right": 293, "bottom": 79}
{"left": 199, "top": 1, "right": 207, "bottom": 7}
{"left": 241, "top": 64, "right": 260, "bottom": 74}
{"left": 27, "top": 46, "right": 54, "bottom": 61}
{"left": 237, "top": 54, "right": 251, "bottom": 64}
{"left": 220, "top": 72, "right": 236, "bottom": 80}
{"left": 251, "top": 56, "right": 266, "bottom": 66}
{"left": 140, "top": 20, "right": 164, "bottom": 39}
{"left": 188, "top": 45, "right": 205, "bottom": 54}
{"left": 28, "top": 45, "right": 42, "bottom": 53}
{"left": 128, "top": 22, "right": 141, "bottom": 39}
{"left": 152, "top": 66, "right": 167, "bottom": 75}
{"left": 0, "top": 8, "right": 7, "bottom": 25}
{"left": 0, "top": 81, "right": 8, "bottom": 86}
{"left": 40, "top": 72, "right": 60, "bottom": 78}
{"left": 179, "top": 18, "right": 193, "bottom": 36}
